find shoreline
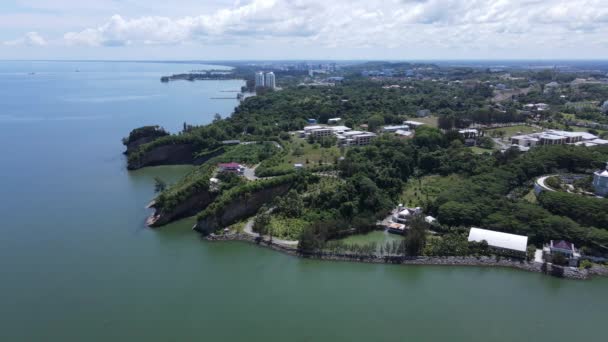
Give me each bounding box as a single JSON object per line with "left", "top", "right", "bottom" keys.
{"left": 205, "top": 232, "right": 608, "bottom": 281}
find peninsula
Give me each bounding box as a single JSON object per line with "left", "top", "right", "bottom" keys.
{"left": 125, "top": 61, "right": 608, "bottom": 280}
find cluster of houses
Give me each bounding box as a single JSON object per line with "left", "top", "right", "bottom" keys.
{"left": 510, "top": 129, "right": 608, "bottom": 150}
{"left": 299, "top": 118, "right": 428, "bottom": 147}
{"left": 300, "top": 124, "right": 378, "bottom": 147}
{"left": 384, "top": 203, "right": 591, "bottom": 266}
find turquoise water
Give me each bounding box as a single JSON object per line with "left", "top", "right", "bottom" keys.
{"left": 0, "top": 61, "right": 607, "bottom": 342}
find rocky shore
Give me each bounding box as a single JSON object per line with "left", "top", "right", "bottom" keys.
{"left": 205, "top": 232, "right": 608, "bottom": 281}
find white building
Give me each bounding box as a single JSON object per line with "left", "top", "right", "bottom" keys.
{"left": 328, "top": 117, "right": 342, "bottom": 125}
{"left": 593, "top": 162, "right": 608, "bottom": 197}
{"left": 255, "top": 72, "right": 265, "bottom": 88}
{"left": 403, "top": 120, "right": 425, "bottom": 129}
{"left": 382, "top": 125, "right": 410, "bottom": 133}
{"left": 467, "top": 228, "right": 528, "bottom": 254}
{"left": 392, "top": 206, "right": 422, "bottom": 224}
{"left": 510, "top": 130, "right": 600, "bottom": 149}
{"left": 395, "top": 130, "right": 413, "bottom": 138}
{"left": 264, "top": 72, "right": 276, "bottom": 89}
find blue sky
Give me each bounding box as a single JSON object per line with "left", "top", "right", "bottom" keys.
{"left": 1, "top": 0, "right": 608, "bottom": 60}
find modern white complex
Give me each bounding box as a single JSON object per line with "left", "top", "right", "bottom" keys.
{"left": 255, "top": 72, "right": 265, "bottom": 88}
{"left": 302, "top": 124, "right": 376, "bottom": 147}
{"left": 510, "top": 130, "right": 606, "bottom": 149}
{"left": 593, "top": 162, "right": 608, "bottom": 197}
{"left": 264, "top": 72, "right": 276, "bottom": 89}
{"left": 468, "top": 228, "right": 528, "bottom": 254}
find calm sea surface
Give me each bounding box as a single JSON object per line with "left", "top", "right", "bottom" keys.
{"left": 0, "top": 61, "right": 606, "bottom": 342}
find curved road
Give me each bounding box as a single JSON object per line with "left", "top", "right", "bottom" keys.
{"left": 243, "top": 217, "right": 299, "bottom": 247}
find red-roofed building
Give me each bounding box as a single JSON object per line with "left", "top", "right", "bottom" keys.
{"left": 218, "top": 162, "right": 244, "bottom": 174}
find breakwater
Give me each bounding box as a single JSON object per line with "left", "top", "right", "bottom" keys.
{"left": 205, "top": 232, "right": 608, "bottom": 280}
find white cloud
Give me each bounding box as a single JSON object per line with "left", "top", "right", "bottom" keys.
{"left": 5, "top": 0, "right": 608, "bottom": 58}
{"left": 4, "top": 32, "right": 47, "bottom": 46}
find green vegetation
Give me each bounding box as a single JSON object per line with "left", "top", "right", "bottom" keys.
{"left": 400, "top": 174, "right": 463, "bottom": 207}
{"left": 130, "top": 64, "right": 608, "bottom": 261}
{"left": 432, "top": 145, "right": 608, "bottom": 250}
{"left": 486, "top": 125, "right": 539, "bottom": 138}
{"left": 122, "top": 125, "right": 168, "bottom": 146}
{"left": 153, "top": 143, "right": 279, "bottom": 213}
{"left": 255, "top": 137, "right": 340, "bottom": 177}
{"left": 538, "top": 191, "right": 608, "bottom": 230}
{"left": 197, "top": 173, "right": 303, "bottom": 222}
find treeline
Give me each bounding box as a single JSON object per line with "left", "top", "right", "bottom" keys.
{"left": 153, "top": 143, "right": 279, "bottom": 214}
{"left": 122, "top": 125, "right": 168, "bottom": 145}
{"left": 196, "top": 173, "right": 307, "bottom": 222}
{"left": 432, "top": 145, "right": 608, "bottom": 250}
{"left": 539, "top": 191, "right": 608, "bottom": 230}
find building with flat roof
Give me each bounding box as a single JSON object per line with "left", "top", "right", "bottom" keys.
{"left": 403, "top": 120, "right": 425, "bottom": 128}
{"left": 328, "top": 117, "right": 342, "bottom": 124}
{"left": 510, "top": 130, "right": 600, "bottom": 149}
{"left": 382, "top": 125, "right": 410, "bottom": 133}
{"left": 468, "top": 228, "right": 528, "bottom": 254}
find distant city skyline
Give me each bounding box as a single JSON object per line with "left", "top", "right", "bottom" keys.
{"left": 1, "top": 0, "right": 608, "bottom": 60}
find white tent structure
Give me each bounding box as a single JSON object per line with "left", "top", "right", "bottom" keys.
{"left": 468, "top": 228, "right": 528, "bottom": 253}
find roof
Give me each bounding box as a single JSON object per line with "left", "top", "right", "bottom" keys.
{"left": 468, "top": 228, "right": 528, "bottom": 252}
{"left": 404, "top": 120, "right": 425, "bottom": 126}
{"left": 395, "top": 130, "right": 413, "bottom": 136}
{"left": 551, "top": 240, "right": 573, "bottom": 250}
{"left": 383, "top": 125, "right": 410, "bottom": 130}
{"left": 304, "top": 125, "right": 323, "bottom": 131}
{"left": 388, "top": 223, "right": 405, "bottom": 230}
{"left": 331, "top": 125, "right": 351, "bottom": 132}
{"left": 218, "top": 162, "right": 241, "bottom": 168}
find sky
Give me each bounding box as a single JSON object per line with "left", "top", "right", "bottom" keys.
{"left": 1, "top": 0, "right": 607, "bottom": 60}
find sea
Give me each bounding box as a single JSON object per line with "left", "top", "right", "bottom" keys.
{"left": 0, "top": 60, "right": 606, "bottom": 342}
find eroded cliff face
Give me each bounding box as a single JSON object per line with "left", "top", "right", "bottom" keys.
{"left": 194, "top": 183, "right": 292, "bottom": 234}
{"left": 124, "top": 136, "right": 157, "bottom": 155}
{"left": 127, "top": 144, "right": 197, "bottom": 170}
{"left": 127, "top": 145, "right": 225, "bottom": 170}
{"left": 147, "top": 190, "right": 215, "bottom": 227}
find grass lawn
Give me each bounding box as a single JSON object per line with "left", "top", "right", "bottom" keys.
{"left": 469, "top": 146, "right": 494, "bottom": 154}
{"left": 400, "top": 174, "right": 463, "bottom": 207}
{"left": 412, "top": 116, "right": 439, "bottom": 128}
{"left": 523, "top": 189, "right": 538, "bottom": 204}
{"left": 337, "top": 230, "right": 404, "bottom": 249}
{"left": 279, "top": 137, "right": 341, "bottom": 168}
{"left": 485, "top": 124, "right": 539, "bottom": 137}
{"left": 227, "top": 220, "right": 248, "bottom": 233}
{"left": 268, "top": 216, "right": 307, "bottom": 240}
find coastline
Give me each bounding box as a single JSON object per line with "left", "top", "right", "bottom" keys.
{"left": 205, "top": 232, "right": 608, "bottom": 281}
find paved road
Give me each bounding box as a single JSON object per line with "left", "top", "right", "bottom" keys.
{"left": 242, "top": 164, "right": 259, "bottom": 181}
{"left": 243, "top": 216, "right": 299, "bottom": 247}
{"left": 492, "top": 137, "right": 510, "bottom": 150}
